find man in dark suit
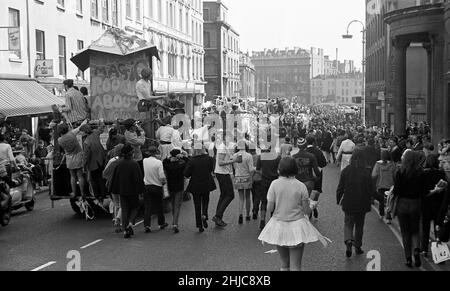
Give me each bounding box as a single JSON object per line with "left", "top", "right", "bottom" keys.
{"left": 306, "top": 135, "right": 327, "bottom": 219}
{"left": 80, "top": 124, "right": 107, "bottom": 200}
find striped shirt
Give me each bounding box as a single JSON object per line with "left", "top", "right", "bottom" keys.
{"left": 64, "top": 88, "right": 88, "bottom": 123}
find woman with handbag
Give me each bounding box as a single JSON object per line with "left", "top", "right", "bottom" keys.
{"left": 184, "top": 145, "right": 216, "bottom": 233}
{"left": 393, "top": 150, "right": 426, "bottom": 268}
{"left": 336, "top": 149, "right": 373, "bottom": 258}
{"left": 233, "top": 140, "right": 255, "bottom": 224}
{"left": 372, "top": 150, "right": 396, "bottom": 222}
{"left": 420, "top": 154, "right": 448, "bottom": 257}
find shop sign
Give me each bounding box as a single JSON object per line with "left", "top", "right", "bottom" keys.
{"left": 35, "top": 60, "right": 54, "bottom": 77}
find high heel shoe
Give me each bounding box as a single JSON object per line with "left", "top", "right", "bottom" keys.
{"left": 202, "top": 216, "right": 208, "bottom": 229}
{"left": 405, "top": 258, "right": 413, "bottom": 268}
{"left": 414, "top": 249, "right": 422, "bottom": 268}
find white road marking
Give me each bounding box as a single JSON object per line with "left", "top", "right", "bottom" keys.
{"left": 265, "top": 250, "right": 278, "bottom": 254}
{"left": 31, "top": 261, "right": 56, "bottom": 271}
{"left": 135, "top": 220, "right": 144, "bottom": 226}
{"left": 80, "top": 239, "right": 103, "bottom": 249}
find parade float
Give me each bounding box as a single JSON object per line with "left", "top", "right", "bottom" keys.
{"left": 49, "top": 28, "right": 163, "bottom": 217}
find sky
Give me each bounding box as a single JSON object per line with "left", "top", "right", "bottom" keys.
{"left": 224, "top": 0, "right": 366, "bottom": 70}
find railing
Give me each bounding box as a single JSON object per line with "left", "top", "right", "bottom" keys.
{"left": 385, "top": 0, "right": 444, "bottom": 13}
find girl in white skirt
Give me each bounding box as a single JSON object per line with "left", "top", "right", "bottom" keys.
{"left": 258, "top": 157, "right": 330, "bottom": 271}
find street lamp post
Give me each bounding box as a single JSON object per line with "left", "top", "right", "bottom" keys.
{"left": 343, "top": 20, "right": 366, "bottom": 127}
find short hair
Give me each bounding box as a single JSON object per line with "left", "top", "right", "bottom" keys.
{"left": 0, "top": 133, "right": 4, "bottom": 142}
{"left": 58, "top": 124, "right": 70, "bottom": 135}
{"left": 121, "top": 144, "right": 134, "bottom": 158}
{"left": 141, "top": 68, "right": 152, "bottom": 79}
{"left": 380, "top": 149, "right": 391, "bottom": 162}
{"left": 306, "top": 134, "right": 316, "bottom": 145}
{"left": 424, "top": 154, "right": 440, "bottom": 169}
{"left": 63, "top": 79, "right": 74, "bottom": 88}
{"left": 80, "top": 87, "right": 88, "bottom": 96}
{"left": 278, "top": 157, "right": 298, "bottom": 177}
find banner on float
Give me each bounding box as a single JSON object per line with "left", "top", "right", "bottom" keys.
{"left": 89, "top": 51, "right": 150, "bottom": 121}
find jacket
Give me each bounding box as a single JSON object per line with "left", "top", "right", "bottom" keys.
{"left": 83, "top": 129, "right": 106, "bottom": 171}
{"left": 124, "top": 130, "right": 145, "bottom": 162}
{"left": 372, "top": 161, "right": 396, "bottom": 190}
{"left": 184, "top": 154, "right": 216, "bottom": 194}
{"left": 337, "top": 165, "right": 373, "bottom": 213}
{"left": 110, "top": 158, "right": 145, "bottom": 196}
{"left": 163, "top": 156, "right": 188, "bottom": 193}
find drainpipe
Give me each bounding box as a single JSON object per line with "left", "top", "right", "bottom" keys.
{"left": 26, "top": 0, "right": 32, "bottom": 78}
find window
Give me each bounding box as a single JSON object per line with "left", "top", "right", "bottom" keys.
{"left": 203, "top": 8, "right": 209, "bottom": 21}
{"left": 91, "top": 0, "right": 99, "bottom": 19}
{"left": 148, "top": 0, "right": 153, "bottom": 18}
{"left": 204, "top": 31, "right": 210, "bottom": 48}
{"left": 76, "top": 0, "right": 83, "bottom": 14}
{"left": 179, "top": 8, "right": 182, "bottom": 31}
{"left": 136, "top": 0, "right": 141, "bottom": 21}
{"left": 169, "top": 3, "right": 173, "bottom": 27}
{"left": 102, "top": 0, "right": 109, "bottom": 22}
{"left": 35, "top": 30, "right": 45, "bottom": 60}
{"left": 8, "top": 8, "right": 21, "bottom": 59}
{"left": 58, "top": 35, "right": 66, "bottom": 77}
{"left": 77, "top": 40, "right": 84, "bottom": 79}
{"left": 57, "top": 0, "right": 65, "bottom": 8}
{"left": 185, "top": 12, "right": 188, "bottom": 34}
{"left": 112, "top": 0, "right": 118, "bottom": 26}
{"left": 126, "top": 0, "right": 132, "bottom": 18}
{"left": 158, "top": 0, "right": 162, "bottom": 22}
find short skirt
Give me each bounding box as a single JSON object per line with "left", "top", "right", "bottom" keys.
{"left": 258, "top": 217, "right": 331, "bottom": 248}
{"left": 66, "top": 151, "right": 84, "bottom": 170}
{"left": 234, "top": 175, "right": 253, "bottom": 190}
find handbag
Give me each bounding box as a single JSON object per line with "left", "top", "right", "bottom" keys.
{"left": 431, "top": 242, "right": 450, "bottom": 264}
{"left": 438, "top": 208, "right": 450, "bottom": 243}
{"left": 385, "top": 187, "right": 398, "bottom": 218}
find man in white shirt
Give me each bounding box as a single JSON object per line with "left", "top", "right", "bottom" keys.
{"left": 156, "top": 117, "right": 175, "bottom": 160}
{"left": 337, "top": 133, "right": 356, "bottom": 171}
{"left": 212, "top": 134, "right": 239, "bottom": 227}
{"left": 143, "top": 146, "right": 168, "bottom": 233}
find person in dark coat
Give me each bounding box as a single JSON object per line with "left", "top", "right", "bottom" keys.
{"left": 184, "top": 145, "right": 217, "bottom": 233}
{"left": 110, "top": 144, "right": 145, "bottom": 239}
{"left": 80, "top": 124, "right": 107, "bottom": 199}
{"left": 163, "top": 148, "right": 189, "bottom": 233}
{"left": 306, "top": 135, "right": 326, "bottom": 219}
{"left": 337, "top": 149, "right": 373, "bottom": 258}
{"left": 420, "top": 154, "right": 448, "bottom": 257}
{"left": 320, "top": 129, "right": 333, "bottom": 164}
{"left": 365, "top": 138, "right": 380, "bottom": 171}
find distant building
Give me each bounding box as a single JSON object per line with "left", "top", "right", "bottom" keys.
{"left": 252, "top": 47, "right": 312, "bottom": 104}
{"left": 203, "top": 0, "right": 240, "bottom": 101}
{"left": 239, "top": 52, "right": 255, "bottom": 100}
{"left": 311, "top": 72, "right": 363, "bottom": 106}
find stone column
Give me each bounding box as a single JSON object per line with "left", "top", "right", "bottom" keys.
{"left": 431, "top": 35, "right": 446, "bottom": 143}
{"left": 423, "top": 43, "right": 432, "bottom": 125}
{"left": 392, "top": 38, "right": 410, "bottom": 137}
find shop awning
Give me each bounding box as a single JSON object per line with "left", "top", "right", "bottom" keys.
{"left": 0, "top": 78, "right": 65, "bottom": 117}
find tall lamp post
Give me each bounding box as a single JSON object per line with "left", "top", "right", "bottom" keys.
{"left": 343, "top": 20, "right": 366, "bottom": 126}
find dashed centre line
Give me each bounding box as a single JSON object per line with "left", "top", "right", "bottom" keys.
{"left": 80, "top": 239, "right": 103, "bottom": 249}
{"left": 31, "top": 261, "right": 56, "bottom": 271}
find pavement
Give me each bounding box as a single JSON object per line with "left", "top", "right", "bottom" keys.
{"left": 0, "top": 159, "right": 449, "bottom": 271}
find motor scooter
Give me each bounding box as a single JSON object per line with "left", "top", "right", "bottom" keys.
{"left": 9, "top": 170, "right": 35, "bottom": 212}
{"left": 0, "top": 180, "right": 12, "bottom": 227}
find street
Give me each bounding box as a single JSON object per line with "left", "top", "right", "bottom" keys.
{"left": 1, "top": 161, "right": 446, "bottom": 271}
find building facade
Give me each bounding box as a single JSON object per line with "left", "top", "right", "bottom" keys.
{"left": 365, "top": 0, "right": 431, "bottom": 128}
{"left": 370, "top": 0, "right": 450, "bottom": 143}
{"left": 311, "top": 72, "right": 363, "bottom": 105}
{"left": 203, "top": 0, "right": 240, "bottom": 101}
{"left": 252, "top": 47, "right": 312, "bottom": 104}
{"left": 239, "top": 52, "right": 255, "bottom": 100}
{"left": 0, "top": 0, "right": 205, "bottom": 118}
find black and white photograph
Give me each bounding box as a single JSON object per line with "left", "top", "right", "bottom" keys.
{"left": 0, "top": 0, "right": 450, "bottom": 274}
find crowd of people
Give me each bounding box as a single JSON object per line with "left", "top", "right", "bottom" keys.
{"left": 2, "top": 74, "right": 450, "bottom": 271}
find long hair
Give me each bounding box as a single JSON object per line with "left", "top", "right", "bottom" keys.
{"left": 400, "top": 150, "right": 422, "bottom": 178}
{"left": 349, "top": 149, "right": 366, "bottom": 169}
